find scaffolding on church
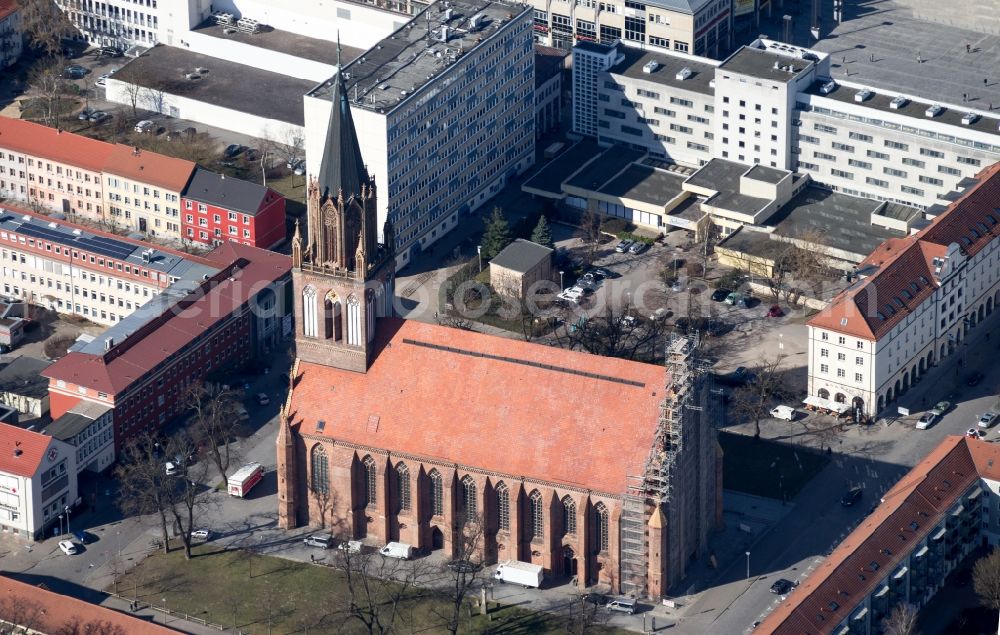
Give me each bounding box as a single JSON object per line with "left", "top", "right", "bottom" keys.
{"left": 620, "top": 332, "right": 707, "bottom": 597}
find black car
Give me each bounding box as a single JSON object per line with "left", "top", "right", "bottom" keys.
{"left": 223, "top": 144, "right": 246, "bottom": 158}
{"left": 446, "top": 560, "right": 481, "bottom": 573}
{"left": 769, "top": 578, "right": 796, "bottom": 595}
{"left": 711, "top": 288, "right": 732, "bottom": 302}
{"left": 714, "top": 366, "right": 757, "bottom": 387}
{"left": 841, "top": 486, "right": 864, "bottom": 507}
{"left": 245, "top": 148, "right": 260, "bottom": 161}
{"left": 63, "top": 65, "right": 87, "bottom": 79}
{"left": 967, "top": 372, "right": 985, "bottom": 387}
{"left": 582, "top": 592, "right": 609, "bottom": 606}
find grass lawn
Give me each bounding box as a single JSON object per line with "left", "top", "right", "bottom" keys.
{"left": 719, "top": 431, "right": 829, "bottom": 500}
{"left": 112, "top": 544, "right": 631, "bottom": 635}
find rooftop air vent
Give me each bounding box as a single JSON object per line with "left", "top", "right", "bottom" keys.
{"left": 104, "top": 337, "right": 114, "bottom": 351}
{"left": 642, "top": 60, "right": 659, "bottom": 74}
{"left": 962, "top": 112, "right": 980, "bottom": 125}
{"left": 854, "top": 88, "right": 873, "bottom": 102}
{"left": 890, "top": 95, "right": 908, "bottom": 109}
{"left": 675, "top": 67, "right": 692, "bottom": 80}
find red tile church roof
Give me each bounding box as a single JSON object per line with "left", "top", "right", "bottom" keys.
{"left": 287, "top": 318, "right": 666, "bottom": 494}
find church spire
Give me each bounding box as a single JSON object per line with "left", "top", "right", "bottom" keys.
{"left": 315, "top": 62, "right": 369, "bottom": 202}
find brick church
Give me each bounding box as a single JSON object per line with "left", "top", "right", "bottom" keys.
{"left": 276, "top": 66, "right": 721, "bottom": 598}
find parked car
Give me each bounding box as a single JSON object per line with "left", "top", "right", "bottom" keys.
{"left": 72, "top": 530, "right": 94, "bottom": 544}
{"left": 978, "top": 411, "right": 999, "bottom": 428}
{"left": 223, "top": 144, "right": 246, "bottom": 158}
{"left": 182, "top": 127, "right": 198, "bottom": 137}
{"left": 63, "top": 65, "right": 87, "bottom": 79}
{"left": 244, "top": 148, "right": 260, "bottom": 161}
{"left": 89, "top": 111, "right": 111, "bottom": 123}
{"left": 605, "top": 597, "right": 637, "bottom": 615}
{"left": 724, "top": 292, "right": 744, "bottom": 306}
{"left": 557, "top": 287, "right": 584, "bottom": 304}
{"left": 770, "top": 578, "right": 797, "bottom": 595}
{"left": 915, "top": 411, "right": 938, "bottom": 430}
{"left": 134, "top": 120, "right": 155, "bottom": 134}
{"left": 589, "top": 267, "right": 611, "bottom": 280}
{"left": 929, "top": 401, "right": 951, "bottom": 417}
{"left": 95, "top": 73, "right": 111, "bottom": 87}
{"left": 286, "top": 157, "right": 304, "bottom": 170}
{"left": 99, "top": 46, "right": 123, "bottom": 57}
{"left": 294, "top": 161, "right": 307, "bottom": 176}
{"left": 841, "top": 486, "right": 864, "bottom": 507}
{"left": 191, "top": 529, "right": 212, "bottom": 541}
{"left": 767, "top": 304, "right": 784, "bottom": 318}
{"left": 711, "top": 288, "right": 731, "bottom": 302}
{"left": 615, "top": 239, "right": 634, "bottom": 253}
{"left": 303, "top": 534, "right": 333, "bottom": 549}
{"left": 628, "top": 241, "right": 648, "bottom": 255}
{"left": 769, "top": 405, "right": 795, "bottom": 421}
{"left": 256, "top": 393, "right": 270, "bottom": 406}
{"left": 966, "top": 372, "right": 985, "bottom": 387}
{"left": 670, "top": 279, "right": 684, "bottom": 292}
{"left": 78, "top": 108, "right": 94, "bottom": 121}
{"left": 968, "top": 428, "right": 987, "bottom": 439}
{"left": 59, "top": 540, "right": 78, "bottom": 555}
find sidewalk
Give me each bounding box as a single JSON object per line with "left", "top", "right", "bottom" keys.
{"left": 99, "top": 594, "right": 228, "bottom": 634}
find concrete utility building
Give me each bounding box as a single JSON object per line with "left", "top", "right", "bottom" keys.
{"left": 807, "top": 163, "right": 1000, "bottom": 418}
{"left": 303, "top": 0, "right": 536, "bottom": 270}
{"left": 0, "top": 356, "right": 51, "bottom": 418}
{"left": 759, "top": 435, "right": 1000, "bottom": 634}
{"left": 489, "top": 238, "right": 554, "bottom": 298}
{"left": 279, "top": 67, "right": 721, "bottom": 599}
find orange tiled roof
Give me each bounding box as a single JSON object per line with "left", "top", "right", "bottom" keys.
{"left": 0, "top": 0, "right": 17, "bottom": 21}
{"left": 0, "top": 117, "right": 115, "bottom": 172}
{"left": 759, "top": 436, "right": 982, "bottom": 634}
{"left": 287, "top": 318, "right": 665, "bottom": 494}
{"left": 102, "top": 144, "right": 196, "bottom": 192}
{"left": 0, "top": 574, "right": 177, "bottom": 633}
{"left": 808, "top": 163, "right": 1000, "bottom": 341}
{"left": 0, "top": 422, "right": 53, "bottom": 478}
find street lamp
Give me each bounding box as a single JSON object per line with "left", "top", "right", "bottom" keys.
{"left": 65, "top": 506, "right": 71, "bottom": 535}
{"left": 58, "top": 514, "right": 64, "bottom": 536}
{"left": 117, "top": 530, "right": 122, "bottom": 558}
{"left": 559, "top": 270, "right": 564, "bottom": 290}
{"left": 260, "top": 150, "right": 269, "bottom": 187}
{"left": 477, "top": 245, "right": 482, "bottom": 273}
{"left": 745, "top": 551, "right": 751, "bottom": 585}
{"left": 778, "top": 332, "right": 784, "bottom": 351}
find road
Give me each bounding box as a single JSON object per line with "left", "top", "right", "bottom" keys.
{"left": 674, "top": 312, "right": 1000, "bottom": 634}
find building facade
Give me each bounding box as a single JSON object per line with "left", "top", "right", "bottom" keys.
{"left": 181, "top": 167, "right": 286, "bottom": 249}
{"left": 807, "top": 163, "right": 1000, "bottom": 418}
{"left": 281, "top": 72, "right": 719, "bottom": 598}
{"left": 0, "top": 423, "right": 78, "bottom": 540}
{"left": 55, "top": 0, "right": 160, "bottom": 50}
{"left": 44, "top": 401, "right": 115, "bottom": 474}
{"left": 535, "top": 46, "right": 567, "bottom": 138}
{"left": 303, "top": 0, "right": 536, "bottom": 270}
{"left": 760, "top": 435, "right": 1000, "bottom": 635}
{"left": 0, "top": 0, "right": 22, "bottom": 69}
{"left": 102, "top": 145, "right": 192, "bottom": 239}
{"left": 531, "top": 0, "right": 731, "bottom": 60}
{"left": 42, "top": 242, "right": 291, "bottom": 452}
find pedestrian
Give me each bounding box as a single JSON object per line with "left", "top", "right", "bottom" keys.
{"left": 310, "top": 554, "right": 315, "bottom": 563}
{"left": 967, "top": 43, "right": 971, "bottom": 53}
{"left": 985, "top": 78, "right": 989, "bottom": 87}
{"left": 870, "top": 53, "right": 874, "bottom": 62}
{"left": 963, "top": 93, "right": 968, "bottom": 103}
{"left": 842, "top": 55, "right": 846, "bottom": 64}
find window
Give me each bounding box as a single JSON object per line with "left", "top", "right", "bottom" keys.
{"left": 820, "top": 348, "right": 829, "bottom": 357}
{"left": 855, "top": 373, "right": 863, "bottom": 382}
{"left": 832, "top": 142, "right": 855, "bottom": 153}
{"left": 901, "top": 185, "right": 924, "bottom": 196}
{"left": 302, "top": 286, "right": 318, "bottom": 337}
{"left": 814, "top": 123, "right": 837, "bottom": 134}
{"left": 674, "top": 40, "right": 688, "bottom": 53}
{"left": 669, "top": 96, "right": 693, "bottom": 107}
{"left": 866, "top": 177, "right": 889, "bottom": 188}
{"left": 496, "top": 483, "right": 510, "bottom": 532}
{"left": 820, "top": 364, "right": 829, "bottom": 373}
{"left": 837, "top": 368, "right": 846, "bottom": 378}
{"left": 885, "top": 140, "right": 908, "bottom": 150}
{"left": 559, "top": 496, "right": 578, "bottom": 536}
{"left": 529, "top": 490, "right": 544, "bottom": 539}
{"left": 838, "top": 336, "right": 846, "bottom": 344}
{"left": 831, "top": 169, "right": 854, "bottom": 179}
{"left": 310, "top": 445, "right": 328, "bottom": 494}
{"left": 396, "top": 463, "right": 411, "bottom": 512}
{"left": 363, "top": 456, "right": 377, "bottom": 508}
{"left": 856, "top": 341, "right": 864, "bottom": 350}
{"left": 848, "top": 159, "right": 871, "bottom": 169}
{"left": 920, "top": 148, "right": 944, "bottom": 158}
{"left": 884, "top": 167, "right": 907, "bottom": 178}
{"left": 902, "top": 157, "right": 925, "bottom": 168}
{"left": 595, "top": 502, "right": 609, "bottom": 551}
{"left": 867, "top": 150, "right": 890, "bottom": 160}
{"left": 799, "top": 134, "right": 819, "bottom": 144}
{"left": 837, "top": 353, "right": 846, "bottom": 361}
{"left": 429, "top": 469, "right": 443, "bottom": 516}
{"left": 856, "top": 357, "right": 864, "bottom": 365}
{"left": 938, "top": 165, "right": 962, "bottom": 176}
{"left": 848, "top": 132, "right": 873, "bottom": 142}
{"left": 957, "top": 156, "right": 981, "bottom": 166}
{"left": 461, "top": 475, "right": 477, "bottom": 521}
{"left": 821, "top": 332, "right": 829, "bottom": 341}
{"left": 650, "top": 36, "right": 669, "bottom": 48}
{"left": 919, "top": 175, "right": 944, "bottom": 186}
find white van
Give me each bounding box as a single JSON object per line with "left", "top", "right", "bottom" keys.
{"left": 379, "top": 542, "right": 414, "bottom": 560}
{"left": 606, "top": 597, "right": 636, "bottom": 614}
{"left": 770, "top": 405, "right": 796, "bottom": 421}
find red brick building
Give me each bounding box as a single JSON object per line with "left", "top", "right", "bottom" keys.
{"left": 42, "top": 242, "right": 291, "bottom": 452}
{"left": 277, "top": 69, "right": 720, "bottom": 599}
{"left": 181, "top": 167, "right": 286, "bottom": 249}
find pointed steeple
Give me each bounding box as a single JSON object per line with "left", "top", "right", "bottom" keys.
{"left": 316, "top": 64, "right": 369, "bottom": 201}
{"left": 291, "top": 219, "right": 303, "bottom": 268}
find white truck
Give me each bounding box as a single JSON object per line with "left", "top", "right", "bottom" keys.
{"left": 494, "top": 560, "right": 543, "bottom": 588}
{"left": 770, "top": 405, "right": 796, "bottom": 421}
{"left": 379, "top": 542, "right": 414, "bottom": 560}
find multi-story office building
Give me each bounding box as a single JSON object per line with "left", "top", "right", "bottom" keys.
{"left": 806, "top": 163, "right": 1000, "bottom": 417}
{"left": 303, "top": 0, "right": 536, "bottom": 269}
{"left": 0, "top": 203, "right": 217, "bottom": 326}
{"left": 531, "top": 0, "right": 731, "bottom": 59}
{"left": 44, "top": 401, "right": 115, "bottom": 475}
{"left": 56, "top": 0, "right": 160, "bottom": 50}
{"left": 760, "top": 435, "right": 1000, "bottom": 635}
{"left": 0, "top": 0, "right": 22, "bottom": 69}
{"left": 0, "top": 423, "right": 77, "bottom": 540}
{"left": 43, "top": 242, "right": 291, "bottom": 452}
{"left": 0, "top": 119, "right": 114, "bottom": 220}
{"left": 102, "top": 145, "right": 192, "bottom": 239}
{"left": 575, "top": 39, "right": 1000, "bottom": 213}
{"left": 180, "top": 167, "right": 286, "bottom": 249}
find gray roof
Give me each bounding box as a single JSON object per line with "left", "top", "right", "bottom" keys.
{"left": 191, "top": 20, "right": 364, "bottom": 67}
{"left": 609, "top": 47, "right": 717, "bottom": 97}
{"left": 598, "top": 165, "right": 686, "bottom": 202}
{"left": 764, "top": 186, "right": 899, "bottom": 257}
{"left": 116, "top": 45, "right": 317, "bottom": 126}
{"left": 0, "top": 357, "right": 51, "bottom": 399}
{"left": 644, "top": 0, "right": 714, "bottom": 13}
{"left": 567, "top": 147, "right": 645, "bottom": 190}
{"left": 316, "top": 70, "right": 371, "bottom": 199}
{"left": 684, "top": 158, "right": 755, "bottom": 192}
{"left": 574, "top": 41, "right": 616, "bottom": 55}
{"left": 744, "top": 164, "right": 787, "bottom": 185}
{"left": 522, "top": 139, "right": 604, "bottom": 196}
{"left": 718, "top": 45, "right": 813, "bottom": 83}
{"left": 0, "top": 208, "right": 202, "bottom": 277}
{"left": 44, "top": 401, "right": 111, "bottom": 441}
{"left": 183, "top": 167, "right": 271, "bottom": 216}
{"left": 490, "top": 239, "right": 553, "bottom": 273}
{"left": 313, "top": 0, "right": 530, "bottom": 113}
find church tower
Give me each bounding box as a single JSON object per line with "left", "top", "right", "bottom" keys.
{"left": 290, "top": 64, "right": 395, "bottom": 374}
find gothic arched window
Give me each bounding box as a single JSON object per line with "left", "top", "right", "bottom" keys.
{"left": 346, "top": 294, "right": 362, "bottom": 346}
{"left": 363, "top": 456, "right": 377, "bottom": 509}
{"left": 595, "top": 502, "right": 609, "bottom": 553}
{"left": 302, "top": 285, "right": 318, "bottom": 337}
{"left": 324, "top": 291, "right": 342, "bottom": 341}
{"left": 461, "top": 475, "right": 477, "bottom": 522}
{"left": 496, "top": 482, "right": 510, "bottom": 532}
{"left": 310, "top": 444, "right": 328, "bottom": 495}
{"left": 529, "top": 490, "right": 544, "bottom": 540}
{"left": 396, "top": 463, "right": 411, "bottom": 513}
{"left": 562, "top": 496, "right": 577, "bottom": 536}
{"left": 429, "top": 469, "right": 443, "bottom": 517}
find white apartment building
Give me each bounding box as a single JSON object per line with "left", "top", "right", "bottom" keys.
{"left": 0, "top": 423, "right": 78, "bottom": 541}
{"left": 304, "top": 0, "right": 536, "bottom": 270}
{"left": 44, "top": 401, "right": 115, "bottom": 474}
{"left": 0, "top": 205, "right": 218, "bottom": 326}
{"left": 56, "top": 0, "right": 161, "bottom": 50}
{"left": 806, "top": 163, "right": 1000, "bottom": 417}
{"left": 531, "top": 0, "right": 731, "bottom": 59}
{"left": 0, "top": 0, "right": 22, "bottom": 69}
{"left": 576, "top": 39, "right": 1000, "bottom": 213}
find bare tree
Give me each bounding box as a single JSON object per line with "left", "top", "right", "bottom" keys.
{"left": 43, "top": 334, "right": 76, "bottom": 360}
{"left": 27, "top": 59, "right": 66, "bottom": 128}
{"left": 56, "top": 620, "right": 128, "bottom": 635}
{"left": 331, "top": 541, "right": 423, "bottom": 635}
{"left": 578, "top": 207, "right": 604, "bottom": 264}
{"left": 881, "top": 603, "right": 920, "bottom": 635}
{"left": 974, "top": 548, "right": 1000, "bottom": 635}
{"left": 182, "top": 381, "right": 243, "bottom": 484}
{"left": 141, "top": 83, "right": 167, "bottom": 116}
{"left": 17, "top": 0, "right": 75, "bottom": 58}
{"left": 728, "top": 355, "right": 788, "bottom": 440}
{"left": 113, "top": 64, "right": 146, "bottom": 120}
{"left": 0, "top": 595, "right": 45, "bottom": 634}
{"left": 114, "top": 432, "right": 175, "bottom": 554}
{"left": 439, "top": 515, "right": 488, "bottom": 635}
{"left": 563, "top": 594, "right": 611, "bottom": 635}
{"left": 262, "top": 123, "right": 305, "bottom": 171}
{"left": 556, "top": 304, "right": 667, "bottom": 362}
{"left": 163, "top": 432, "right": 213, "bottom": 560}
